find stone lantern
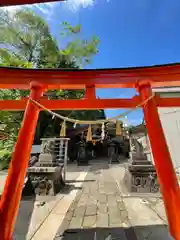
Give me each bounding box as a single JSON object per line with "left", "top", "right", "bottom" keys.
{"left": 27, "top": 137, "right": 69, "bottom": 196}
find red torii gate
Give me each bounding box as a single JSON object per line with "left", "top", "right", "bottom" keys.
{"left": 0, "top": 65, "right": 180, "bottom": 239}
{"left": 0, "top": 0, "right": 64, "bottom": 7}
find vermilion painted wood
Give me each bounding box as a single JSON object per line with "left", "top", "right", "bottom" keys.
{"left": 0, "top": 97, "right": 140, "bottom": 110}
{"left": 137, "top": 81, "right": 180, "bottom": 240}
{"left": 0, "top": 0, "right": 65, "bottom": 7}
{"left": 1, "top": 63, "right": 180, "bottom": 89}
{"left": 1, "top": 96, "right": 180, "bottom": 110}
{"left": 155, "top": 95, "right": 180, "bottom": 107}
{"left": 0, "top": 84, "right": 43, "bottom": 239}
{"left": 85, "top": 86, "right": 96, "bottom": 99}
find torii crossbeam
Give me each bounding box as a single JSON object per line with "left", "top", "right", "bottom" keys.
{"left": 0, "top": 64, "right": 180, "bottom": 239}
{"left": 0, "top": 0, "right": 65, "bottom": 7}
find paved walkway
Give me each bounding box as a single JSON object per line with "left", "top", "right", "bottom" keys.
{"left": 0, "top": 160, "right": 171, "bottom": 240}
{"left": 54, "top": 161, "right": 170, "bottom": 240}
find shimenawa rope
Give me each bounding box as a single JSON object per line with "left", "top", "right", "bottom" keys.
{"left": 29, "top": 93, "right": 154, "bottom": 125}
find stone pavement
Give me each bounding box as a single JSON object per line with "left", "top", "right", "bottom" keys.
{"left": 54, "top": 161, "right": 170, "bottom": 240}
{"left": 0, "top": 160, "right": 173, "bottom": 240}
{"left": 0, "top": 165, "right": 90, "bottom": 240}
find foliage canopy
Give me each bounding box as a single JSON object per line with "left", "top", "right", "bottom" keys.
{"left": 0, "top": 8, "right": 105, "bottom": 153}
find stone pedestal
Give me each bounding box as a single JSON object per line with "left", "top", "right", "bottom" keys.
{"left": 38, "top": 153, "right": 57, "bottom": 167}
{"left": 123, "top": 133, "right": 160, "bottom": 194}
{"left": 28, "top": 166, "right": 64, "bottom": 196}
{"left": 124, "top": 162, "right": 160, "bottom": 193}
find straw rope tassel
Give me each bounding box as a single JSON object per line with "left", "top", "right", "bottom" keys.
{"left": 60, "top": 121, "right": 66, "bottom": 137}
{"left": 116, "top": 120, "right": 122, "bottom": 136}
{"left": 86, "top": 124, "right": 92, "bottom": 142}
{"left": 101, "top": 123, "right": 105, "bottom": 140}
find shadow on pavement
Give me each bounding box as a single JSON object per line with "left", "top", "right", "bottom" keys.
{"left": 66, "top": 179, "right": 95, "bottom": 183}
{"left": 14, "top": 196, "right": 35, "bottom": 240}
{"left": 54, "top": 225, "right": 169, "bottom": 240}
{"left": 61, "top": 184, "right": 82, "bottom": 194}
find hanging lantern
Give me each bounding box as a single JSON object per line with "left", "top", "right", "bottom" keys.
{"left": 86, "top": 125, "right": 92, "bottom": 142}
{"left": 116, "top": 120, "right": 122, "bottom": 136}
{"left": 60, "top": 121, "right": 66, "bottom": 137}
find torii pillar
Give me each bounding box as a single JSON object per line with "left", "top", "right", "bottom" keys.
{"left": 137, "top": 81, "right": 180, "bottom": 240}
{"left": 0, "top": 82, "right": 44, "bottom": 239}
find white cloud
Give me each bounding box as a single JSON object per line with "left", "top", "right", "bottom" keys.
{"left": 2, "top": 0, "right": 95, "bottom": 14}
{"left": 65, "top": 0, "right": 110, "bottom": 12}
{"left": 34, "top": 3, "right": 54, "bottom": 15}
{"left": 2, "top": 2, "right": 57, "bottom": 20}
{"left": 33, "top": 2, "right": 59, "bottom": 20}
{"left": 2, "top": 5, "right": 21, "bottom": 12}
{"left": 2, "top": 0, "right": 110, "bottom": 20}
{"left": 66, "top": 0, "right": 94, "bottom": 12}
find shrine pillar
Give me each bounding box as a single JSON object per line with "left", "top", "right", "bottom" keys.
{"left": 0, "top": 82, "right": 44, "bottom": 240}
{"left": 137, "top": 81, "right": 180, "bottom": 240}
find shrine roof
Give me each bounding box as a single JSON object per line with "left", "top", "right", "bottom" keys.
{"left": 1, "top": 63, "right": 180, "bottom": 89}
{"left": 0, "top": 0, "right": 64, "bottom": 7}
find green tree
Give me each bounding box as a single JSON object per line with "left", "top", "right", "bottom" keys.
{"left": 0, "top": 8, "right": 105, "bottom": 149}
{"left": 0, "top": 9, "right": 99, "bottom": 68}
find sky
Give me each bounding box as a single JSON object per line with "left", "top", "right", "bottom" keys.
{"left": 4, "top": 0, "right": 180, "bottom": 125}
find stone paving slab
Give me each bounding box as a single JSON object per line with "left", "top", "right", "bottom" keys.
{"left": 73, "top": 205, "right": 86, "bottom": 217}
{"left": 32, "top": 213, "right": 65, "bottom": 240}
{"left": 69, "top": 216, "right": 83, "bottom": 229}
{"left": 97, "top": 203, "right": 107, "bottom": 214}
{"left": 85, "top": 204, "right": 97, "bottom": 216}
{"left": 96, "top": 214, "right": 108, "bottom": 228}
{"left": 83, "top": 215, "right": 97, "bottom": 228}
{"left": 123, "top": 197, "right": 164, "bottom": 226}
{"left": 146, "top": 198, "right": 167, "bottom": 223}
